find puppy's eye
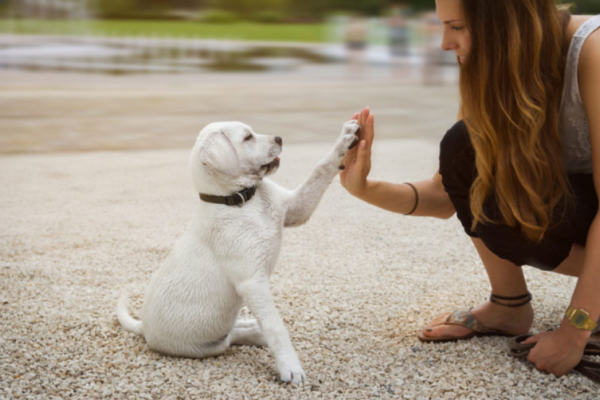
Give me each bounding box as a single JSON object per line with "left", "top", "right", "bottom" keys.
{"left": 244, "top": 134, "right": 253, "bottom": 141}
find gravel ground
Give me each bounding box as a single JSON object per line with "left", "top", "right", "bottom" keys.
{"left": 1, "top": 137, "right": 598, "bottom": 399}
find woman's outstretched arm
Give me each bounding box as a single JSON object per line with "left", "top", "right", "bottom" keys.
{"left": 339, "top": 107, "right": 456, "bottom": 219}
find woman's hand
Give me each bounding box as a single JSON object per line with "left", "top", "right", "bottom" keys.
{"left": 523, "top": 323, "right": 590, "bottom": 377}
{"left": 340, "top": 107, "right": 375, "bottom": 197}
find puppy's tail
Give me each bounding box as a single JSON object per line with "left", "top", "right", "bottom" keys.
{"left": 116, "top": 292, "right": 143, "bottom": 336}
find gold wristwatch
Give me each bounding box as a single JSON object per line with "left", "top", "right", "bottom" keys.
{"left": 565, "top": 306, "right": 598, "bottom": 331}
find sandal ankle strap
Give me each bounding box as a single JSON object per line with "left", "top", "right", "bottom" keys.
{"left": 490, "top": 292, "right": 532, "bottom": 307}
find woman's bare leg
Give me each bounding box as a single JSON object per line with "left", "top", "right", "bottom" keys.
{"left": 421, "top": 237, "right": 533, "bottom": 339}
{"left": 421, "top": 240, "right": 587, "bottom": 339}
{"left": 553, "top": 244, "right": 585, "bottom": 277}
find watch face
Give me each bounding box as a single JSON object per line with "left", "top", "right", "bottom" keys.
{"left": 573, "top": 310, "right": 588, "bottom": 328}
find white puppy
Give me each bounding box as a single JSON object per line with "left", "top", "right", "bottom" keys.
{"left": 117, "top": 120, "right": 360, "bottom": 384}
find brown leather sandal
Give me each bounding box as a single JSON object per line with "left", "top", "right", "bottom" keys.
{"left": 509, "top": 334, "right": 600, "bottom": 384}
{"left": 417, "top": 307, "right": 518, "bottom": 342}
{"left": 417, "top": 292, "right": 532, "bottom": 343}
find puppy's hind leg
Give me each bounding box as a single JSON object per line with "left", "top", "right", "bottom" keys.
{"left": 184, "top": 335, "right": 231, "bottom": 359}
{"left": 230, "top": 321, "right": 267, "bottom": 347}
{"left": 234, "top": 318, "right": 259, "bottom": 329}
{"left": 184, "top": 324, "right": 265, "bottom": 358}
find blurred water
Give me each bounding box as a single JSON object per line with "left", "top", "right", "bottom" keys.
{"left": 0, "top": 2, "right": 456, "bottom": 76}
{"left": 0, "top": 36, "right": 331, "bottom": 74}
{"left": 0, "top": 35, "right": 452, "bottom": 75}
{"left": 9, "top": 0, "right": 94, "bottom": 20}
{"left": 0, "top": 4, "right": 461, "bottom": 153}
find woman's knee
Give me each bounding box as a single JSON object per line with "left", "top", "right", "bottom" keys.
{"left": 552, "top": 244, "right": 585, "bottom": 277}
{"left": 474, "top": 222, "right": 572, "bottom": 271}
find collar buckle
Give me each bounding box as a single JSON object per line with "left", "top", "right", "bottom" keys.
{"left": 234, "top": 192, "right": 245, "bottom": 207}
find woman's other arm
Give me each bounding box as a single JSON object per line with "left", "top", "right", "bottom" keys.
{"left": 526, "top": 29, "right": 600, "bottom": 377}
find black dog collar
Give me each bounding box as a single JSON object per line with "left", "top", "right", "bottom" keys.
{"left": 199, "top": 186, "right": 256, "bottom": 207}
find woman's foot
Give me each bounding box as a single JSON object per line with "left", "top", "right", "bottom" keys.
{"left": 420, "top": 300, "right": 534, "bottom": 341}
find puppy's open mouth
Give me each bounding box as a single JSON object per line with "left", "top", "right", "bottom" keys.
{"left": 262, "top": 157, "right": 280, "bottom": 173}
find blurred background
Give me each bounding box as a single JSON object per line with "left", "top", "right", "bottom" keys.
{"left": 0, "top": 0, "right": 598, "bottom": 153}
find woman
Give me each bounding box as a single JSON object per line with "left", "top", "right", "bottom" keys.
{"left": 340, "top": 0, "right": 600, "bottom": 378}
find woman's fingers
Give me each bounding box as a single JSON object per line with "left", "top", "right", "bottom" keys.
{"left": 340, "top": 150, "right": 353, "bottom": 170}
{"left": 522, "top": 333, "right": 542, "bottom": 345}
{"left": 365, "top": 113, "right": 375, "bottom": 149}
{"left": 360, "top": 107, "right": 370, "bottom": 128}
{"left": 353, "top": 107, "right": 369, "bottom": 145}
{"left": 354, "top": 139, "right": 372, "bottom": 178}
{"left": 354, "top": 109, "right": 374, "bottom": 171}
{"left": 341, "top": 107, "right": 373, "bottom": 192}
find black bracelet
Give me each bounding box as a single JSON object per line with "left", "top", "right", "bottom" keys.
{"left": 403, "top": 182, "right": 419, "bottom": 215}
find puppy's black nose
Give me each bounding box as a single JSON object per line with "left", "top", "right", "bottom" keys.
{"left": 275, "top": 136, "right": 282, "bottom": 146}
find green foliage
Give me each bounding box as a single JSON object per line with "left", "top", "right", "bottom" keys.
{"left": 205, "top": 0, "right": 288, "bottom": 15}
{"left": 0, "top": 0, "right": 438, "bottom": 20}
{"left": 251, "top": 11, "right": 288, "bottom": 23}
{"left": 9, "top": 0, "right": 597, "bottom": 23}
{"left": 324, "top": 0, "right": 389, "bottom": 16}
{"left": 567, "top": 0, "right": 600, "bottom": 13}
{"left": 198, "top": 9, "right": 240, "bottom": 23}
{"left": 406, "top": 0, "right": 436, "bottom": 11}
{"left": 287, "top": 0, "right": 435, "bottom": 17}
{"left": 205, "top": 0, "right": 250, "bottom": 14}
{"left": 95, "top": 0, "right": 143, "bottom": 17}
{"left": 0, "top": 19, "right": 327, "bottom": 42}
{"left": 96, "top": 0, "right": 205, "bottom": 18}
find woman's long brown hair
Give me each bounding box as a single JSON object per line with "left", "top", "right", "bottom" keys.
{"left": 460, "top": 0, "right": 572, "bottom": 242}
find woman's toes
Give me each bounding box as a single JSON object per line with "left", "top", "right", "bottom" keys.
{"left": 424, "top": 312, "right": 451, "bottom": 329}
{"left": 422, "top": 324, "right": 472, "bottom": 339}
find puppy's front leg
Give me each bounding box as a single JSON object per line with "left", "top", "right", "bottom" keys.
{"left": 284, "top": 120, "right": 360, "bottom": 227}
{"left": 236, "top": 278, "right": 306, "bottom": 384}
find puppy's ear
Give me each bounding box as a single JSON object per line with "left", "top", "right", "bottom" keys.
{"left": 199, "top": 130, "right": 241, "bottom": 177}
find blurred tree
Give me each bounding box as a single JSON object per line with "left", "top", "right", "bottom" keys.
{"left": 330, "top": 0, "right": 389, "bottom": 15}
{"left": 562, "top": 0, "right": 600, "bottom": 13}
{"left": 173, "top": 0, "right": 206, "bottom": 8}
{"left": 206, "top": 0, "right": 289, "bottom": 14}
{"left": 288, "top": 0, "right": 329, "bottom": 19}
{"left": 288, "top": 0, "right": 387, "bottom": 17}
{"left": 78, "top": 0, "right": 600, "bottom": 21}
{"left": 206, "top": 0, "right": 249, "bottom": 13}
{"left": 96, "top": 0, "right": 139, "bottom": 16}
{"left": 406, "top": 0, "right": 435, "bottom": 11}
{"left": 287, "top": 0, "right": 436, "bottom": 18}
{"left": 95, "top": 0, "right": 207, "bottom": 18}
{"left": 402, "top": 0, "right": 600, "bottom": 13}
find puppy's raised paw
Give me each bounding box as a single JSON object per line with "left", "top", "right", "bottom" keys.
{"left": 335, "top": 120, "right": 361, "bottom": 157}
{"left": 348, "top": 134, "right": 360, "bottom": 150}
